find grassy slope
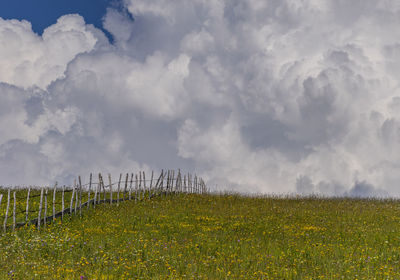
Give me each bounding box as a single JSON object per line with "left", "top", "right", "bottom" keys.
{"left": 1, "top": 194, "right": 400, "bottom": 279}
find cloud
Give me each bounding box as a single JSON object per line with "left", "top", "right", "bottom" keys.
{"left": 0, "top": 14, "right": 103, "bottom": 89}
{"left": 1, "top": 0, "right": 400, "bottom": 197}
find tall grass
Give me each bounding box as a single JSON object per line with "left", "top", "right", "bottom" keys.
{"left": 1, "top": 193, "right": 400, "bottom": 279}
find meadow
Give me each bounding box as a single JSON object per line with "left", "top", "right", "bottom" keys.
{"left": 1, "top": 193, "right": 400, "bottom": 279}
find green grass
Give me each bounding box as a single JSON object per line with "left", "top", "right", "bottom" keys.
{"left": 1, "top": 193, "right": 400, "bottom": 279}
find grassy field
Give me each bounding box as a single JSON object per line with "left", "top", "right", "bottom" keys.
{"left": 1, "top": 193, "right": 400, "bottom": 279}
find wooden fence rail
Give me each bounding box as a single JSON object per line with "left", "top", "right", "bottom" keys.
{"left": 0, "top": 170, "right": 207, "bottom": 233}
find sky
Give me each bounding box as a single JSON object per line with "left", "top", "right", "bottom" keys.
{"left": 0, "top": 0, "right": 112, "bottom": 35}
{"left": 0, "top": 0, "right": 400, "bottom": 197}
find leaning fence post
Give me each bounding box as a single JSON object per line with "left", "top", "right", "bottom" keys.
{"left": 154, "top": 170, "right": 161, "bottom": 195}
{"left": 171, "top": 170, "right": 175, "bottom": 194}
{"left": 3, "top": 189, "right": 10, "bottom": 233}
{"left": 129, "top": 173, "right": 133, "bottom": 200}
{"left": 149, "top": 170, "right": 154, "bottom": 200}
{"left": 160, "top": 170, "right": 165, "bottom": 196}
{"left": 166, "top": 170, "right": 170, "bottom": 195}
{"left": 38, "top": 188, "right": 44, "bottom": 230}
{"left": 52, "top": 183, "right": 57, "bottom": 222}
{"left": 70, "top": 186, "right": 75, "bottom": 215}
{"left": 25, "top": 188, "right": 31, "bottom": 223}
{"left": 12, "top": 191, "right": 16, "bottom": 231}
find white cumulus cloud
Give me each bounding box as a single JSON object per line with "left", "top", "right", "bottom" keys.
{"left": 1, "top": 0, "right": 400, "bottom": 197}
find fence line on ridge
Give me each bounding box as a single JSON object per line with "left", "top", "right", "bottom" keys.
{"left": 0, "top": 169, "right": 207, "bottom": 233}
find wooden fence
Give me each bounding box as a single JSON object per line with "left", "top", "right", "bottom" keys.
{"left": 0, "top": 170, "right": 207, "bottom": 233}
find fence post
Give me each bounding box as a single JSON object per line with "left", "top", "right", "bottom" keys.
{"left": 149, "top": 171, "right": 154, "bottom": 199}
{"left": 38, "top": 188, "right": 44, "bottom": 230}
{"left": 177, "top": 170, "right": 180, "bottom": 193}
{"left": 12, "top": 191, "right": 16, "bottom": 231}
{"left": 3, "top": 189, "right": 10, "bottom": 233}
{"left": 129, "top": 173, "right": 133, "bottom": 200}
{"left": 124, "top": 173, "right": 128, "bottom": 201}
{"left": 142, "top": 171, "right": 146, "bottom": 200}
{"left": 108, "top": 174, "right": 113, "bottom": 205}
{"left": 160, "top": 170, "right": 165, "bottom": 196}
{"left": 53, "top": 183, "right": 57, "bottom": 222}
{"left": 117, "top": 173, "right": 122, "bottom": 205}
{"left": 154, "top": 170, "right": 161, "bottom": 195}
{"left": 139, "top": 172, "right": 142, "bottom": 201}
{"left": 94, "top": 180, "right": 98, "bottom": 208}
{"left": 70, "top": 186, "right": 75, "bottom": 215}
{"left": 88, "top": 173, "right": 92, "bottom": 209}
{"left": 44, "top": 189, "right": 48, "bottom": 228}
{"left": 62, "top": 186, "right": 65, "bottom": 221}
{"left": 74, "top": 181, "right": 78, "bottom": 215}
{"left": 100, "top": 174, "right": 105, "bottom": 203}
{"left": 171, "top": 170, "right": 175, "bottom": 193}
{"left": 135, "top": 174, "right": 138, "bottom": 203}
{"left": 189, "top": 174, "right": 191, "bottom": 193}
{"left": 78, "top": 176, "right": 83, "bottom": 217}
{"left": 0, "top": 194, "right": 2, "bottom": 227}
{"left": 26, "top": 188, "right": 31, "bottom": 223}
{"left": 166, "top": 170, "right": 170, "bottom": 195}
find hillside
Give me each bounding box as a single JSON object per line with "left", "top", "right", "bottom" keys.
{"left": 1, "top": 194, "right": 400, "bottom": 279}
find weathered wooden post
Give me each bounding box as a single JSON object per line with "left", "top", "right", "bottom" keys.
{"left": 12, "top": 191, "right": 16, "bottom": 231}
{"left": 3, "top": 189, "right": 10, "bottom": 232}
{"left": 52, "top": 183, "right": 57, "bottom": 222}
{"left": 129, "top": 173, "right": 133, "bottom": 200}
{"left": 166, "top": 170, "right": 170, "bottom": 195}
{"left": 38, "top": 188, "right": 44, "bottom": 230}
{"left": 93, "top": 180, "right": 98, "bottom": 208}
{"left": 70, "top": 186, "right": 75, "bottom": 215}
{"left": 117, "top": 173, "right": 122, "bottom": 205}
{"left": 188, "top": 174, "right": 191, "bottom": 193}
{"left": 171, "top": 170, "right": 175, "bottom": 193}
{"left": 100, "top": 174, "right": 105, "bottom": 203}
{"left": 61, "top": 185, "right": 65, "bottom": 221}
{"left": 44, "top": 189, "right": 48, "bottom": 227}
{"left": 0, "top": 194, "right": 3, "bottom": 225}
{"left": 135, "top": 174, "right": 138, "bottom": 203}
{"left": 25, "top": 188, "right": 31, "bottom": 223}
{"left": 160, "top": 170, "right": 165, "bottom": 196}
{"left": 78, "top": 176, "right": 83, "bottom": 217}
{"left": 149, "top": 170, "right": 154, "bottom": 199}
{"left": 154, "top": 170, "right": 161, "bottom": 195}
{"left": 124, "top": 173, "right": 128, "bottom": 201}
{"left": 108, "top": 174, "right": 113, "bottom": 205}
{"left": 142, "top": 171, "right": 146, "bottom": 200}
{"left": 139, "top": 172, "right": 142, "bottom": 201}
{"left": 88, "top": 173, "right": 92, "bottom": 209}
{"left": 74, "top": 182, "right": 79, "bottom": 215}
